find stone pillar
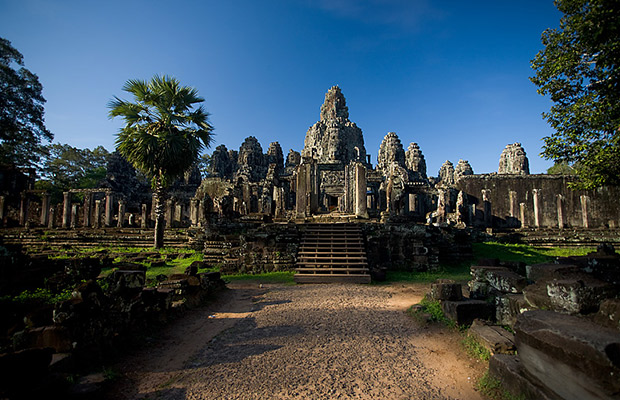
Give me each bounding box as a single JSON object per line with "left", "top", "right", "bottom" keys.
{"left": 83, "top": 192, "right": 93, "bottom": 227}
{"left": 509, "top": 190, "right": 517, "bottom": 218}
{"left": 532, "top": 189, "right": 541, "bottom": 228}
{"left": 274, "top": 187, "right": 285, "bottom": 218}
{"left": 0, "top": 195, "right": 4, "bottom": 226}
{"left": 355, "top": 163, "right": 368, "bottom": 218}
{"left": 40, "top": 194, "right": 51, "bottom": 226}
{"left": 70, "top": 204, "right": 78, "bottom": 229}
{"left": 93, "top": 200, "right": 101, "bottom": 228}
{"left": 165, "top": 199, "right": 174, "bottom": 227}
{"left": 174, "top": 203, "right": 182, "bottom": 225}
{"left": 295, "top": 166, "right": 308, "bottom": 217}
{"left": 580, "top": 195, "right": 589, "bottom": 228}
{"left": 48, "top": 207, "right": 55, "bottom": 228}
{"left": 408, "top": 194, "right": 417, "bottom": 214}
{"left": 105, "top": 193, "right": 114, "bottom": 227}
{"left": 482, "top": 189, "right": 492, "bottom": 228}
{"left": 436, "top": 189, "right": 447, "bottom": 223}
{"left": 117, "top": 200, "right": 126, "bottom": 228}
{"left": 128, "top": 213, "right": 135, "bottom": 226}
{"left": 190, "top": 198, "right": 198, "bottom": 226}
{"left": 62, "top": 192, "right": 71, "bottom": 228}
{"left": 309, "top": 162, "right": 319, "bottom": 214}
{"left": 519, "top": 203, "right": 526, "bottom": 228}
{"left": 141, "top": 204, "right": 148, "bottom": 228}
{"left": 456, "top": 190, "right": 466, "bottom": 224}
{"left": 19, "top": 192, "right": 29, "bottom": 226}
{"left": 198, "top": 200, "right": 205, "bottom": 226}
{"left": 556, "top": 194, "right": 564, "bottom": 229}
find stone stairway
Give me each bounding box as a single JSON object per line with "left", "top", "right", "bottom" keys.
{"left": 294, "top": 223, "right": 371, "bottom": 284}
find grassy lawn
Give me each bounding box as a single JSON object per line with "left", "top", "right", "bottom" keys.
{"left": 384, "top": 242, "right": 597, "bottom": 284}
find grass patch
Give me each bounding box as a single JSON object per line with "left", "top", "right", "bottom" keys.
{"left": 477, "top": 371, "right": 525, "bottom": 400}
{"left": 462, "top": 334, "right": 491, "bottom": 361}
{"left": 222, "top": 271, "right": 295, "bottom": 285}
{"left": 384, "top": 263, "right": 471, "bottom": 284}
{"left": 473, "top": 242, "right": 595, "bottom": 264}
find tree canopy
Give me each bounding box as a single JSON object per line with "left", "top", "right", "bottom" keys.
{"left": 0, "top": 37, "right": 52, "bottom": 167}
{"left": 109, "top": 75, "right": 213, "bottom": 247}
{"left": 35, "top": 143, "right": 110, "bottom": 202}
{"left": 531, "top": 0, "right": 620, "bottom": 189}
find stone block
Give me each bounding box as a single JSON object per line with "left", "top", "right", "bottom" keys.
{"left": 23, "top": 325, "right": 73, "bottom": 353}
{"left": 430, "top": 280, "right": 462, "bottom": 301}
{"left": 198, "top": 271, "right": 222, "bottom": 290}
{"left": 501, "top": 260, "right": 527, "bottom": 276}
{"left": 486, "top": 269, "right": 528, "bottom": 294}
{"left": 488, "top": 354, "right": 559, "bottom": 400}
{"left": 441, "top": 299, "right": 492, "bottom": 326}
{"left": 495, "top": 293, "right": 531, "bottom": 327}
{"left": 477, "top": 258, "right": 500, "bottom": 266}
{"left": 526, "top": 263, "right": 579, "bottom": 282}
{"left": 470, "top": 265, "right": 507, "bottom": 281}
{"left": 594, "top": 298, "right": 620, "bottom": 332}
{"left": 469, "top": 320, "right": 515, "bottom": 354}
{"left": 111, "top": 269, "right": 146, "bottom": 292}
{"left": 515, "top": 310, "right": 620, "bottom": 399}
{"left": 524, "top": 275, "right": 616, "bottom": 314}
{"left": 468, "top": 280, "right": 490, "bottom": 300}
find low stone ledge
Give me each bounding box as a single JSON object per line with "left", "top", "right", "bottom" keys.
{"left": 488, "top": 354, "right": 560, "bottom": 400}
{"left": 515, "top": 310, "right": 620, "bottom": 399}
{"left": 469, "top": 320, "right": 515, "bottom": 355}
{"left": 441, "top": 299, "right": 492, "bottom": 326}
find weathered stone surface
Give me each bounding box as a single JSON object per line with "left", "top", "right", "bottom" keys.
{"left": 266, "top": 142, "right": 284, "bottom": 172}
{"left": 469, "top": 319, "right": 516, "bottom": 354}
{"left": 429, "top": 280, "right": 462, "bottom": 301}
{"left": 208, "top": 144, "right": 236, "bottom": 179}
{"left": 495, "top": 293, "right": 531, "bottom": 327}
{"left": 526, "top": 263, "right": 580, "bottom": 282}
{"left": 302, "top": 86, "right": 367, "bottom": 164}
{"left": 523, "top": 274, "right": 616, "bottom": 314}
{"left": 595, "top": 299, "right": 620, "bottom": 332}
{"left": 498, "top": 142, "right": 530, "bottom": 175}
{"left": 441, "top": 299, "right": 492, "bottom": 326}
{"left": 377, "top": 132, "right": 406, "bottom": 174}
{"left": 22, "top": 325, "right": 73, "bottom": 353}
{"left": 489, "top": 354, "right": 560, "bottom": 400}
{"left": 437, "top": 160, "right": 455, "bottom": 185}
{"left": 236, "top": 136, "right": 268, "bottom": 182}
{"left": 454, "top": 159, "right": 473, "bottom": 181}
{"left": 486, "top": 269, "right": 528, "bottom": 294}
{"left": 110, "top": 269, "right": 146, "bottom": 293}
{"left": 405, "top": 142, "right": 427, "bottom": 180}
{"left": 515, "top": 310, "right": 620, "bottom": 399}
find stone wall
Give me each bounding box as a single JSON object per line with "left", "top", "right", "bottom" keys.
{"left": 455, "top": 174, "right": 620, "bottom": 229}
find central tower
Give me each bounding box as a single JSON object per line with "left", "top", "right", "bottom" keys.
{"left": 301, "top": 86, "right": 367, "bottom": 164}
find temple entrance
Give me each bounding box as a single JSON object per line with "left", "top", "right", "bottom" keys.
{"left": 325, "top": 194, "right": 339, "bottom": 212}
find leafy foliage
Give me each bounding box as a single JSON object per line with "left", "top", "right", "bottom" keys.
{"left": 109, "top": 75, "right": 214, "bottom": 248}
{"left": 546, "top": 160, "right": 577, "bottom": 175}
{"left": 36, "top": 143, "right": 110, "bottom": 202}
{"left": 0, "top": 37, "right": 53, "bottom": 166}
{"left": 531, "top": 0, "right": 620, "bottom": 189}
{"left": 0, "top": 287, "right": 73, "bottom": 305}
{"left": 108, "top": 75, "right": 214, "bottom": 187}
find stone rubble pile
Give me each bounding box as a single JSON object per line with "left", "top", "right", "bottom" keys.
{"left": 430, "top": 244, "right": 620, "bottom": 400}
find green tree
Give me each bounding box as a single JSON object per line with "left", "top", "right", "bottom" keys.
{"left": 547, "top": 160, "right": 577, "bottom": 175}
{"left": 0, "top": 37, "right": 53, "bottom": 166}
{"left": 531, "top": 0, "right": 620, "bottom": 189}
{"left": 36, "top": 143, "right": 110, "bottom": 202}
{"left": 108, "top": 75, "right": 213, "bottom": 248}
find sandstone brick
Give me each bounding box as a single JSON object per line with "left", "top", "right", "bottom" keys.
{"left": 441, "top": 299, "right": 492, "bottom": 326}
{"left": 515, "top": 310, "right": 620, "bottom": 399}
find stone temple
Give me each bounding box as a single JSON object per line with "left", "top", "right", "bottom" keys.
{"left": 4, "top": 85, "right": 620, "bottom": 231}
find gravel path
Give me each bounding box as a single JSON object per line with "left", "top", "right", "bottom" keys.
{"left": 109, "top": 283, "right": 485, "bottom": 400}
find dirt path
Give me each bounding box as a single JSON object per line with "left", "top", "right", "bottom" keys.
{"left": 107, "top": 283, "right": 486, "bottom": 400}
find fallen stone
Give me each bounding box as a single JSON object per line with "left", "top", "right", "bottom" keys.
{"left": 469, "top": 320, "right": 515, "bottom": 355}
{"left": 488, "top": 354, "right": 559, "bottom": 400}
{"left": 430, "top": 280, "right": 462, "bottom": 301}
{"left": 594, "top": 299, "right": 620, "bottom": 332}
{"left": 526, "top": 263, "right": 579, "bottom": 282}
{"left": 22, "top": 325, "right": 73, "bottom": 353}
{"left": 495, "top": 293, "right": 531, "bottom": 327}
{"left": 515, "top": 310, "right": 620, "bottom": 399}
{"left": 470, "top": 265, "right": 507, "bottom": 281}
{"left": 111, "top": 269, "right": 146, "bottom": 293}
{"left": 468, "top": 280, "right": 490, "bottom": 300}
{"left": 441, "top": 299, "right": 492, "bottom": 326}
{"left": 477, "top": 258, "right": 500, "bottom": 266}
{"left": 523, "top": 275, "right": 616, "bottom": 314}
{"left": 485, "top": 269, "right": 528, "bottom": 294}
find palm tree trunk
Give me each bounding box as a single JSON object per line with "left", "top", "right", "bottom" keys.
{"left": 153, "top": 177, "right": 167, "bottom": 249}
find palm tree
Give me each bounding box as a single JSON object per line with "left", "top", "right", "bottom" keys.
{"left": 108, "top": 75, "right": 213, "bottom": 248}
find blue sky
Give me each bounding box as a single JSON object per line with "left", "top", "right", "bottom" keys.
{"left": 0, "top": 0, "right": 561, "bottom": 175}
